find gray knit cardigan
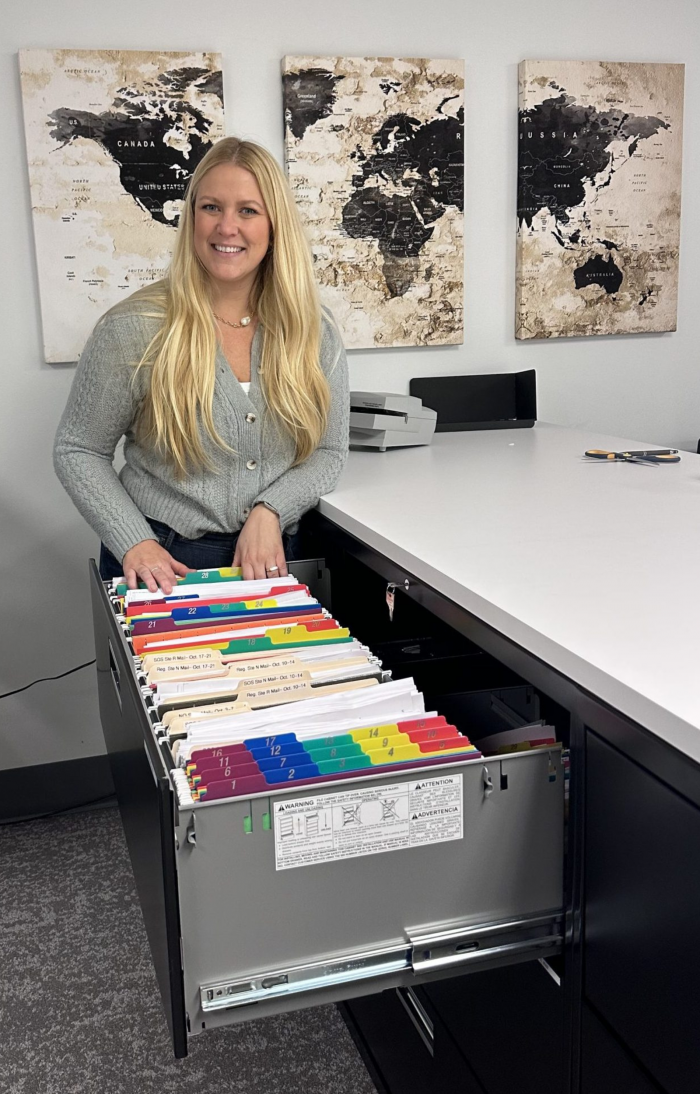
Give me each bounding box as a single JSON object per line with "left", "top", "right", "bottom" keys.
{"left": 54, "top": 304, "right": 349, "bottom": 562}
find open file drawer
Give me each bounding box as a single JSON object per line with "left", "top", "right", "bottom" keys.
{"left": 89, "top": 560, "right": 564, "bottom": 1058}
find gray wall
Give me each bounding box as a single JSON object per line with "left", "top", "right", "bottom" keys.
{"left": 2, "top": 0, "right": 698, "bottom": 771}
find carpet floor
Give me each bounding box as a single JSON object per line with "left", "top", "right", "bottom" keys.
{"left": 0, "top": 806, "right": 376, "bottom": 1094}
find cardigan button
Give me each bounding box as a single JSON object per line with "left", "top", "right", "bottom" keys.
{"left": 245, "top": 412, "right": 257, "bottom": 424}
{"left": 246, "top": 459, "right": 257, "bottom": 470}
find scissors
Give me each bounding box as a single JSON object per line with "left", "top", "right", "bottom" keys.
{"left": 584, "top": 448, "right": 681, "bottom": 466}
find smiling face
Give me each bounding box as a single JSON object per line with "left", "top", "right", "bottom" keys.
{"left": 192, "top": 163, "right": 271, "bottom": 300}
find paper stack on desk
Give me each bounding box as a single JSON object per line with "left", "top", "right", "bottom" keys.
{"left": 109, "top": 566, "right": 483, "bottom": 804}
{"left": 349, "top": 392, "right": 437, "bottom": 451}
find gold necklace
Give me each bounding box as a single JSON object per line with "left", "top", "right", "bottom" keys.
{"left": 213, "top": 312, "right": 252, "bottom": 329}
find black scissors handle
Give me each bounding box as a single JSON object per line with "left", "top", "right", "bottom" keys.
{"left": 629, "top": 453, "right": 681, "bottom": 463}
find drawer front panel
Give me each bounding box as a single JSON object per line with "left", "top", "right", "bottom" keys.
{"left": 581, "top": 1003, "right": 660, "bottom": 1094}
{"left": 343, "top": 988, "right": 484, "bottom": 1094}
{"left": 90, "top": 562, "right": 188, "bottom": 1056}
{"left": 585, "top": 730, "right": 700, "bottom": 1094}
{"left": 426, "top": 960, "right": 565, "bottom": 1094}
{"left": 176, "top": 749, "right": 564, "bottom": 1031}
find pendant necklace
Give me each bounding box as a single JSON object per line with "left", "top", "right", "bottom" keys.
{"left": 213, "top": 312, "right": 252, "bottom": 329}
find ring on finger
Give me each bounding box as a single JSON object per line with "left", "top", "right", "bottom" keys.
{"left": 266, "top": 565, "right": 279, "bottom": 573}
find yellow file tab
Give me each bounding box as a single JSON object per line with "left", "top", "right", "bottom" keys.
{"left": 349, "top": 723, "right": 402, "bottom": 743}
{"left": 367, "top": 743, "right": 422, "bottom": 764}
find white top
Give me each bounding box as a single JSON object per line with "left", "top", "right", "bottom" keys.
{"left": 240, "top": 381, "right": 251, "bottom": 395}
{"left": 318, "top": 424, "right": 700, "bottom": 763}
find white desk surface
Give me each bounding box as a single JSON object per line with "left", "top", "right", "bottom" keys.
{"left": 318, "top": 424, "right": 700, "bottom": 764}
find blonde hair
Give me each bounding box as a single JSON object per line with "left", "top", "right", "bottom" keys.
{"left": 129, "top": 137, "right": 328, "bottom": 475}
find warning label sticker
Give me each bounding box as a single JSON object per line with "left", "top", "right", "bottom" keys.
{"left": 273, "top": 775, "right": 463, "bottom": 871}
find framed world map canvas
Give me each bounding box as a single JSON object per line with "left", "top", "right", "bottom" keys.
{"left": 283, "top": 56, "right": 464, "bottom": 350}
{"left": 19, "top": 49, "right": 224, "bottom": 362}
{"left": 516, "top": 60, "right": 684, "bottom": 340}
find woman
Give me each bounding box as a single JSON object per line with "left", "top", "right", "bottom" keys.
{"left": 54, "top": 137, "right": 349, "bottom": 593}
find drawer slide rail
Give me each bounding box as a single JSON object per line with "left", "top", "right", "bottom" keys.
{"left": 200, "top": 911, "right": 562, "bottom": 1013}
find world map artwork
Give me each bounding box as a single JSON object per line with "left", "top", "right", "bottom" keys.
{"left": 516, "top": 61, "right": 684, "bottom": 339}
{"left": 283, "top": 57, "right": 464, "bottom": 350}
{"left": 20, "top": 50, "right": 224, "bottom": 362}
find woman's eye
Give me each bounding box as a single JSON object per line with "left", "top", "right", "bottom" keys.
{"left": 241, "top": 207, "right": 259, "bottom": 216}
{"left": 201, "top": 203, "right": 219, "bottom": 212}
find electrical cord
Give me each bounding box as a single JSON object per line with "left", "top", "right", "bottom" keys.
{"left": 0, "top": 659, "right": 96, "bottom": 700}
{"left": 0, "top": 661, "right": 103, "bottom": 825}
{"left": 2, "top": 793, "right": 116, "bottom": 827}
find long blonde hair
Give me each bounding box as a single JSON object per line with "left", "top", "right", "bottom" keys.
{"left": 130, "top": 137, "right": 328, "bottom": 475}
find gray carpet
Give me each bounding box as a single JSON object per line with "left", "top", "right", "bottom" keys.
{"left": 0, "top": 806, "right": 376, "bottom": 1094}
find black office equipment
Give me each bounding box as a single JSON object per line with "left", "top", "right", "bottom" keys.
{"left": 409, "top": 370, "right": 536, "bottom": 432}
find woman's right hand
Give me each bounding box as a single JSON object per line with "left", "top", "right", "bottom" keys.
{"left": 122, "top": 539, "right": 191, "bottom": 593}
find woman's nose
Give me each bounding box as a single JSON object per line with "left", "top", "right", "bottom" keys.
{"left": 219, "top": 210, "right": 241, "bottom": 236}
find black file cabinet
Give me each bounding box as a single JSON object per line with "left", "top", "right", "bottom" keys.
{"left": 584, "top": 730, "right": 700, "bottom": 1094}
{"left": 92, "top": 512, "right": 700, "bottom": 1091}
{"left": 345, "top": 959, "right": 564, "bottom": 1094}
{"left": 311, "top": 512, "right": 700, "bottom": 1094}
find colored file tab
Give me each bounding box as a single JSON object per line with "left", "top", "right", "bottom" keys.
{"left": 294, "top": 733, "right": 355, "bottom": 752}
{"left": 172, "top": 597, "right": 317, "bottom": 620}
{"left": 125, "top": 578, "right": 302, "bottom": 613}
{"left": 191, "top": 749, "right": 481, "bottom": 802}
{"left": 205, "top": 629, "right": 353, "bottom": 656}
{"left": 187, "top": 733, "right": 304, "bottom": 765}
{"left": 132, "top": 621, "right": 349, "bottom": 656}
{"left": 115, "top": 566, "right": 244, "bottom": 596}
{"left": 349, "top": 718, "right": 452, "bottom": 743}
{"left": 185, "top": 728, "right": 479, "bottom": 790}
{"left": 305, "top": 741, "right": 364, "bottom": 762}
{"left": 131, "top": 607, "right": 325, "bottom": 637}
{"left": 125, "top": 583, "right": 308, "bottom": 618}
{"left": 136, "top": 628, "right": 352, "bottom": 658}
{"left": 247, "top": 739, "right": 308, "bottom": 759}
{"left": 193, "top": 762, "right": 322, "bottom": 795}
{"left": 317, "top": 755, "right": 373, "bottom": 774}
{"left": 173, "top": 567, "right": 244, "bottom": 585}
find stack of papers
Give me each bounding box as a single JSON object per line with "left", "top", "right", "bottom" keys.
{"left": 112, "top": 566, "right": 483, "bottom": 804}
{"left": 472, "top": 723, "right": 556, "bottom": 755}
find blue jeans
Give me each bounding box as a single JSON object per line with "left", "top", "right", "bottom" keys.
{"left": 98, "top": 517, "right": 303, "bottom": 581}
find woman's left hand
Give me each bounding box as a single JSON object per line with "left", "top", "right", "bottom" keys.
{"left": 233, "top": 504, "right": 289, "bottom": 581}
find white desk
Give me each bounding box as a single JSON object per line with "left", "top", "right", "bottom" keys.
{"left": 319, "top": 423, "right": 700, "bottom": 763}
